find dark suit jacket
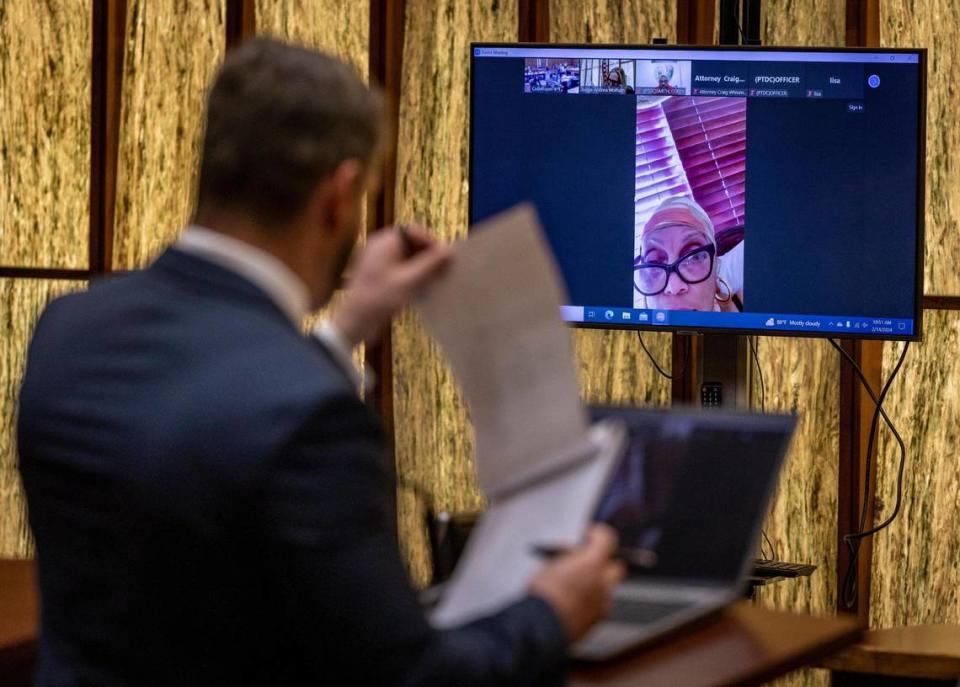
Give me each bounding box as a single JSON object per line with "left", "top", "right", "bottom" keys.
{"left": 17, "top": 248, "right": 567, "bottom": 686}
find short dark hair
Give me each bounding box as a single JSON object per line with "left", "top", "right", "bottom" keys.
{"left": 196, "top": 37, "right": 384, "bottom": 224}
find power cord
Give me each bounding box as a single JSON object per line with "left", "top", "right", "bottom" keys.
{"left": 748, "top": 336, "right": 765, "bottom": 412}
{"left": 734, "top": 9, "right": 748, "bottom": 44}
{"left": 722, "top": 0, "right": 749, "bottom": 44}
{"left": 758, "top": 527, "right": 779, "bottom": 563}
{"left": 636, "top": 331, "right": 689, "bottom": 381}
{"left": 827, "top": 338, "right": 911, "bottom": 609}
{"left": 748, "top": 335, "right": 779, "bottom": 561}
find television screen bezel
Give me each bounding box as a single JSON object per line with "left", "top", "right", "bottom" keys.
{"left": 468, "top": 42, "right": 926, "bottom": 342}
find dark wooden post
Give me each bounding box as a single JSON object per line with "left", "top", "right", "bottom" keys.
{"left": 836, "top": 0, "right": 883, "bottom": 625}
{"left": 90, "top": 0, "right": 127, "bottom": 277}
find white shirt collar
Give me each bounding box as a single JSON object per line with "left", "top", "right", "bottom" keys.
{"left": 176, "top": 225, "right": 311, "bottom": 326}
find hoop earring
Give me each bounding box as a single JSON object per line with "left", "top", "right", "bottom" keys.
{"left": 715, "top": 277, "right": 732, "bottom": 303}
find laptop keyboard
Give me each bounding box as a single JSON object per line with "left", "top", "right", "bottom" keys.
{"left": 607, "top": 599, "right": 693, "bottom": 625}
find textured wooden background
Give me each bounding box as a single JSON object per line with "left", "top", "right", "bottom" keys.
{"left": 256, "top": 0, "right": 369, "bottom": 77}
{"left": 752, "top": 338, "right": 839, "bottom": 687}
{"left": 113, "top": 0, "right": 373, "bottom": 271}
{"left": 710, "top": 0, "right": 846, "bottom": 46}
{"left": 112, "top": 0, "right": 226, "bottom": 269}
{"left": 392, "top": 0, "right": 518, "bottom": 585}
{"left": 870, "top": 0, "right": 960, "bottom": 631}
{"left": 0, "top": 1, "right": 90, "bottom": 269}
{"left": 0, "top": 0, "right": 91, "bottom": 558}
{"left": 550, "top": 0, "right": 674, "bottom": 45}
{"left": 881, "top": 0, "right": 960, "bottom": 295}
{"left": 256, "top": 1, "right": 371, "bottom": 370}
{"left": 0, "top": 280, "right": 83, "bottom": 558}
{"left": 871, "top": 313, "right": 960, "bottom": 628}
{"left": 761, "top": 0, "right": 845, "bottom": 47}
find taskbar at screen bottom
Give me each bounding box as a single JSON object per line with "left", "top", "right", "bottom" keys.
{"left": 561, "top": 305, "right": 915, "bottom": 337}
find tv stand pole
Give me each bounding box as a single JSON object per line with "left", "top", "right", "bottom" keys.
{"left": 688, "top": 0, "right": 761, "bottom": 412}
{"left": 698, "top": 334, "right": 754, "bottom": 410}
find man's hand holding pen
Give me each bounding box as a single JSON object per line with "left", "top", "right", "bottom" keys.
{"left": 332, "top": 223, "right": 452, "bottom": 347}
{"left": 528, "top": 524, "right": 627, "bottom": 642}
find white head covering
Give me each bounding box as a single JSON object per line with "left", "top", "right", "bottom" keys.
{"left": 641, "top": 196, "right": 715, "bottom": 244}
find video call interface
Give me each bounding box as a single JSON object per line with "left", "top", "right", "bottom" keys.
{"left": 471, "top": 47, "right": 923, "bottom": 337}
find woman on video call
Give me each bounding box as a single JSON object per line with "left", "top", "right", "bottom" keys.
{"left": 634, "top": 196, "right": 743, "bottom": 312}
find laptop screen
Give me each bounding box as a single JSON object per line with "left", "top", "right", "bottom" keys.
{"left": 590, "top": 407, "right": 794, "bottom": 584}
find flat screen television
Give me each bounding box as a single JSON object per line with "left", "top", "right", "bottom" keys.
{"left": 469, "top": 44, "right": 925, "bottom": 340}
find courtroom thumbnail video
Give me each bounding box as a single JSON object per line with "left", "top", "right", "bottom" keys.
{"left": 634, "top": 60, "right": 691, "bottom": 96}
{"left": 580, "top": 59, "right": 636, "bottom": 94}
{"left": 524, "top": 58, "right": 580, "bottom": 93}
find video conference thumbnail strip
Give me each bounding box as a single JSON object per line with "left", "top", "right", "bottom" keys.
{"left": 522, "top": 57, "right": 869, "bottom": 99}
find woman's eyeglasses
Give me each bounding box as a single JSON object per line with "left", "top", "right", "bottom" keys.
{"left": 633, "top": 244, "right": 716, "bottom": 296}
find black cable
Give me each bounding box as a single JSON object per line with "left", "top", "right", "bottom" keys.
{"left": 830, "top": 339, "right": 910, "bottom": 534}
{"left": 827, "top": 338, "right": 910, "bottom": 608}
{"left": 748, "top": 336, "right": 765, "bottom": 413}
{"left": 636, "top": 331, "right": 688, "bottom": 381}
{"left": 748, "top": 336, "right": 778, "bottom": 561}
{"left": 851, "top": 344, "right": 910, "bottom": 537}
{"left": 732, "top": 1, "right": 748, "bottom": 44}
{"left": 758, "top": 528, "right": 777, "bottom": 563}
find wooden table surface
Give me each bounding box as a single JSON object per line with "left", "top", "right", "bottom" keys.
{"left": 572, "top": 602, "right": 862, "bottom": 687}
{"left": 820, "top": 624, "right": 960, "bottom": 679}
{"left": 3, "top": 559, "right": 861, "bottom": 686}
{"left": 0, "top": 559, "right": 39, "bottom": 673}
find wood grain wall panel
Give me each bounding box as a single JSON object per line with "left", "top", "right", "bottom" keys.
{"left": 255, "top": 0, "right": 369, "bottom": 78}
{"left": 0, "top": 1, "right": 90, "bottom": 269}
{"left": 392, "top": 0, "right": 517, "bottom": 585}
{"left": 549, "top": 0, "right": 675, "bottom": 45}
{"left": 752, "top": 338, "right": 839, "bottom": 687}
{"left": 761, "top": 0, "right": 845, "bottom": 47}
{"left": 710, "top": 1, "right": 845, "bottom": 53}
{"left": 574, "top": 331, "right": 671, "bottom": 407}
{"left": 255, "top": 1, "right": 370, "bottom": 371}
{"left": 112, "top": 0, "right": 226, "bottom": 269}
{"left": 867, "top": 0, "right": 960, "bottom": 633}
{"left": 870, "top": 312, "right": 960, "bottom": 628}
{"left": 881, "top": 1, "right": 960, "bottom": 294}
{"left": 0, "top": 280, "right": 84, "bottom": 558}
{"left": 550, "top": 1, "right": 675, "bottom": 409}
{"left": 750, "top": 8, "right": 845, "bottom": 687}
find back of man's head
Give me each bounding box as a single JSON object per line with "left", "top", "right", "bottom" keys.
{"left": 196, "top": 37, "right": 384, "bottom": 226}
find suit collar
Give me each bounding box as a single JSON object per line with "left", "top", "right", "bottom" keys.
{"left": 176, "top": 226, "right": 311, "bottom": 326}
{"left": 150, "top": 247, "right": 299, "bottom": 330}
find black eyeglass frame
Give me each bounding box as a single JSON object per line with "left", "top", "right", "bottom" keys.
{"left": 633, "top": 243, "right": 716, "bottom": 296}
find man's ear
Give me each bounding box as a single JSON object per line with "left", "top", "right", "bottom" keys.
{"left": 326, "top": 158, "right": 364, "bottom": 235}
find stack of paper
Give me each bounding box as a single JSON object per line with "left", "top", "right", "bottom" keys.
{"left": 417, "top": 203, "right": 626, "bottom": 627}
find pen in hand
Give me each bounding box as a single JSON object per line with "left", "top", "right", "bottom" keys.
{"left": 395, "top": 223, "right": 424, "bottom": 258}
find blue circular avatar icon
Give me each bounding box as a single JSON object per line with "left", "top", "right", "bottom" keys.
{"left": 867, "top": 74, "right": 881, "bottom": 88}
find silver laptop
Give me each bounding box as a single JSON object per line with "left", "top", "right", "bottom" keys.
{"left": 573, "top": 406, "right": 796, "bottom": 661}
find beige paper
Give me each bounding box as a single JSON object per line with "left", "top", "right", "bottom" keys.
{"left": 417, "top": 203, "right": 588, "bottom": 497}
{"left": 431, "top": 421, "right": 627, "bottom": 628}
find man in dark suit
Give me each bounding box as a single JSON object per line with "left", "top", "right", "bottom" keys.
{"left": 17, "top": 37, "right": 623, "bottom": 685}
